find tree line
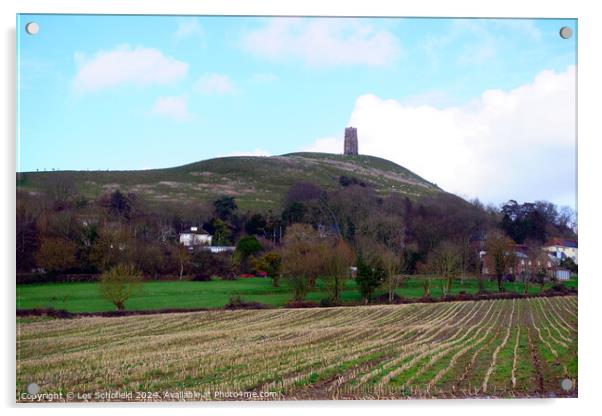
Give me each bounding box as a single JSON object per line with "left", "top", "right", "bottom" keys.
{"left": 17, "top": 175, "right": 576, "bottom": 309}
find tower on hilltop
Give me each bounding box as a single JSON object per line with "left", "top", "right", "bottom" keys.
{"left": 344, "top": 127, "right": 358, "bottom": 155}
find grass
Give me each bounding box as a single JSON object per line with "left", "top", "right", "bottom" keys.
{"left": 16, "top": 152, "right": 442, "bottom": 212}
{"left": 16, "top": 296, "right": 578, "bottom": 401}
{"left": 16, "top": 276, "right": 577, "bottom": 313}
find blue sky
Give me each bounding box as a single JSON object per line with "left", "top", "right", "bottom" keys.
{"left": 17, "top": 15, "right": 577, "bottom": 208}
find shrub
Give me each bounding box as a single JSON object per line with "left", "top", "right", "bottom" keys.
{"left": 224, "top": 295, "right": 267, "bottom": 309}
{"left": 234, "top": 235, "right": 263, "bottom": 273}
{"left": 252, "top": 251, "right": 282, "bottom": 286}
{"left": 190, "top": 250, "right": 235, "bottom": 280}
{"left": 284, "top": 300, "right": 320, "bottom": 308}
{"left": 355, "top": 254, "right": 385, "bottom": 304}
{"left": 192, "top": 274, "right": 212, "bottom": 281}
{"left": 35, "top": 237, "right": 78, "bottom": 274}
{"left": 319, "top": 298, "right": 339, "bottom": 307}
{"left": 98, "top": 264, "right": 143, "bottom": 311}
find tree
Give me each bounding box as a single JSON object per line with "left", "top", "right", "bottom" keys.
{"left": 173, "top": 244, "right": 191, "bottom": 280}
{"left": 98, "top": 264, "right": 143, "bottom": 311}
{"left": 109, "top": 190, "right": 133, "bottom": 220}
{"left": 422, "top": 277, "right": 432, "bottom": 298}
{"left": 355, "top": 253, "right": 385, "bottom": 304}
{"left": 235, "top": 235, "right": 263, "bottom": 258}
{"left": 380, "top": 247, "right": 406, "bottom": 303}
{"left": 535, "top": 252, "right": 552, "bottom": 290}
{"left": 524, "top": 239, "right": 544, "bottom": 295}
{"left": 321, "top": 238, "right": 355, "bottom": 304}
{"left": 233, "top": 235, "right": 263, "bottom": 273}
{"left": 46, "top": 175, "right": 76, "bottom": 211}
{"left": 500, "top": 200, "right": 555, "bottom": 244}
{"left": 426, "top": 240, "right": 462, "bottom": 297}
{"left": 213, "top": 196, "right": 237, "bottom": 220}
{"left": 284, "top": 182, "right": 323, "bottom": 207}
{"left": 35, "top": 237, "right": 78, "bottom": 274}
{"left": 484, "top": 231, "right": 516, "bottom": 292}
{"left": 560, "top": 257, "right": 578, "bottom": 274}
{"left": 89, "top": 227, "right": 131, "bottom": 272}
{"left": 189, "top": 250, "right": 235, "bottom": 280}
{"left": 253, "top": 252, "right": 282, "bottom": 286}
{"left": 130, "top": 242, "right": 164, "bottom": 277}
{"left": 16, "top": 206, "right": 39, "bottom": 272}
{"left": 281, "top": 202, "right": 306, "bottom": 225}
{"left": 280, "top": 224, "right": 323, "bottom": 301}
{"left": 245, "top": 213, "right": 267, "bottom": 236}
{"left": 211, "top": 218, "right": 232, "bottom": 246}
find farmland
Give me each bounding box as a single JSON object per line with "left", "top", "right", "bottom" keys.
{"left": 16, "top": 296, "right": 577, "bottom": 401}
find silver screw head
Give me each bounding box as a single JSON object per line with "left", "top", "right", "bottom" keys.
{"left": 561, "top": 378, "right": 573, "bottom": 391}
{"left": 25, "top": 22, "right": 39, "bottom": 35}
{"left": 27, "top": 383, "right": 40, "bottom": 395}
{"left": 559, "top": 26, "right": 573, "bottom": 39}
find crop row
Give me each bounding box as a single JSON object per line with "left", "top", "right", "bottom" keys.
{"left": 16, "top": 296, "right": 577, "bottom": 400}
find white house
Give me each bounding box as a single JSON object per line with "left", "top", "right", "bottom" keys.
{"left": 179, "top": 226, "right": 213, "bottom": 247}
{"left": 554, "top": 269, "right": 571, "bottom": 281}
{"left": 543, "top": 238, "right": 578, "bottom": 264}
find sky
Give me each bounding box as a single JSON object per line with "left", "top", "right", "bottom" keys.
{"left": 17, "top": 15, "right": 577, "bottom": 209}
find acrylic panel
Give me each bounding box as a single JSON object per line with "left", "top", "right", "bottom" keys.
{"left": 16, "top": 14, "right": 577, "bottom": 402}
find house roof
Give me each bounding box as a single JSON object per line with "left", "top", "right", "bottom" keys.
{"left": 180, "top": 226, "right": 210, "bottom": 235}
{"left": 546, "top": 238, "right": 578, "bottom": 248}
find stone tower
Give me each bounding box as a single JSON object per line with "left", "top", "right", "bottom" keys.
{"left": 344, "top": 127, "right": 358, "bottom": 155}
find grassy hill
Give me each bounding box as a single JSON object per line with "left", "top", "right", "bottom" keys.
{"left": 17, "top": 152, "right": 444, "bottom": 211}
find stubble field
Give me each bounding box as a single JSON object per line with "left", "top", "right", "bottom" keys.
{"left": 16, "top": 296, "right": 577, "bottom": 401}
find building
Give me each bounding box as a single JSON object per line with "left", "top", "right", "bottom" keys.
{"left": 202, "top": 246, "right": 236, "bottom": 254}
{"left": 480, "top": 245, "right": 568, "bottom": 281}
{"left": 543, "top": 238, "right": 578, "bottom": 264}
{"left": 179, "top": 226, "right": 213, "bottom": 248}
{"left": 344, "top": 127, "right": 358, "bottom": 155}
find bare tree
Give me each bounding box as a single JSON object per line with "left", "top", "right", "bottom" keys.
{"left": 426, "top": 240, "right": 462, "bottom": 297}
{"left": 380, "top": 247, "right": 406, "bottom": 303}
{"left": 35, "top": 237, "right": 78, "bottom": 274}
{"left": 524, "top": 239, "right": 543, "bottom": 295}
{"left": 45, "top": 175, "right": 76, "bottom": 211}
{"left": 98, "top": 264, "right": 143, "bottom": 311}
{"left": 484, "top": 231, "right": 516, "bottom": 292}
{"left": 280, "top": 224, "right": 323, "bottom": 301}
{"left": 321, "top": 238, "right": 355, "bottom": 304}
{"left": 173, "top": 244, "right": 191, "bottom": 280}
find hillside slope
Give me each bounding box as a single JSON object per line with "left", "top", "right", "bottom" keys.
{"left": 17, "top": 152, "right": 444, "bottom": 211}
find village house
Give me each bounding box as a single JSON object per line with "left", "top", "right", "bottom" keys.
{"left": 178, "top": 227, "right": 236, "bottom": 253}
{"left": 543, "top": 238, "right": 578, "bottom": 264}
{"left": 179, "top": 226, "right": 213, "bottom": 248}
{"left": 480, "top": 243, "right": 571, "bottom": 281}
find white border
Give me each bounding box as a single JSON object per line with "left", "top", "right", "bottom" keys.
{"left": 2, "top": 1, "right": 601, "bottom": 415}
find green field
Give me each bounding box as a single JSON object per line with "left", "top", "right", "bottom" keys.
{"left": 17, "top": 276, "right": 577, "bottom": 313}
{"left": 16, "top": 296, "right": 578, "bottom": 400}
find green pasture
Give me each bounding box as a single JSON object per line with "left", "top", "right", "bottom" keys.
{"left": 16, "top": 275, "right": 577, "bottom": 313}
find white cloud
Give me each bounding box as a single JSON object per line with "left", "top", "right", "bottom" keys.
{"left": 73, "top": 45, "right": 188, "bottom": 93}
{"left": 149, "top": 96, "right": 193, "bottom": 122}
{"left": 241, "top": 18, "right": 401, "bottom": 68}
{"left": 173, "top": 18, "right": 204, "bottom": 41}
{"left": 307, "top": 66, "right": 576, "bottom": 207}
{"left": 195, "top": 73, "right": 236, "bottom": 95}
